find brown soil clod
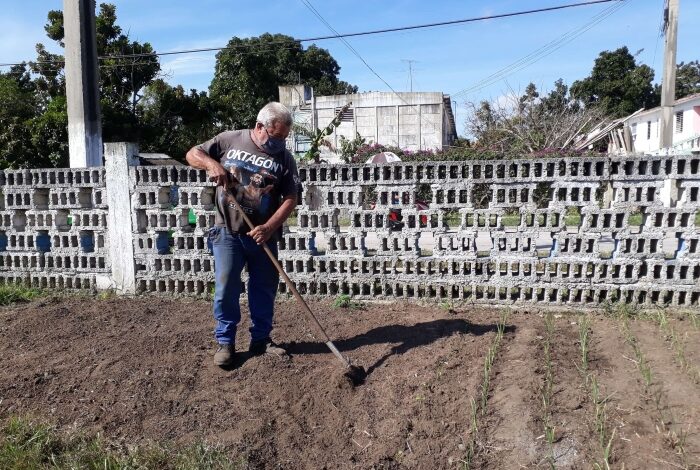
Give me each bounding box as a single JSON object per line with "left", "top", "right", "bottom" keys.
{"left": 342, "top": 364, "right": 367, "bottom": 387}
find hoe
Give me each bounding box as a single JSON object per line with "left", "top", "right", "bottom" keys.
{"left": 226, "top": 192, "right": 367, "bottom": 386}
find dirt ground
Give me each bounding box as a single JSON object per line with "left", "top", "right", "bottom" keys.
{"left": 1, "top": 295, "right": 699, "bottom": 469}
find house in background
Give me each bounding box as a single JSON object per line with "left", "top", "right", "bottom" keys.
{"left": 627, "top": 93, "right": 700, "bottom": 154}
{"left": 279, "top": 85, "right": 457, "bottom": 159}
{"left": 575, "top": 93, "right": 700, "bottom": 155}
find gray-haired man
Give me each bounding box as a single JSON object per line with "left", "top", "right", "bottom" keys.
{"left": 186, "top": 102, "right": 299, "bottom": 367}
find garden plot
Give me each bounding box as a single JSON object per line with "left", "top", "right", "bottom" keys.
{"left": 1, "top": 296, "right": 699, "bottom": 469}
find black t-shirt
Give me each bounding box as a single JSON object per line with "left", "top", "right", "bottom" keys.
{"left": 197, "top": 130, "right": 299, "bottom": 236}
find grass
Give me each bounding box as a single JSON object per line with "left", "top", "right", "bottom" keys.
{"left": 589, "top": 376, "right": 615, "bottom": 470}
{"left": 618, "top": 313, "right": 653, "bottom": 389}
{"left": 652, "top": 309, "right": 700, "bottom": 384}
{"left": 0, "top": 416, "right": 244, "bottom": 470}
{"left": 461, "top": 311, "right": 509, "bottom": 470}
{"left": 445, "top": 212, "right": 461, "bottom": 227}
{"left": 685, "top": 310, "right": 700, "bottom": 330}
{"left": 564, "top": 207, "right": 581, "bottom": 227}
{"left": 578, "top": 314, "right": 615, "bottom": 469}
{"left": 0, "top": 284, "right": 43, "bottom": 306}
{"left": 501, "top": 214, "right": 520, "bottom": 227}
{"left": 628, "top": 213, "right": 643, "bottom": 226}
{"left": 607, "top": 303, "right": 692, "bottom": 466}
{"left": 332, "top": 294, "right": 364, "bottom": 310}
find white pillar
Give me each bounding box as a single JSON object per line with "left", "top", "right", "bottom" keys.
{"left": 64, "top": 0, "right": 103, "bottom": 167}
{"left": 104, "top": 142, "right": 138, "bottom": 294}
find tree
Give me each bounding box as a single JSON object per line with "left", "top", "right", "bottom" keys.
{"left": 0, "top": 68, "right": 37, "bottom": 169}
{"left": 571, "top": 47, "right": 658, "bottom": 118}
{"left": 676, "top": 60, "right": 700, "bottom": 99}
{"left": 138, "top": 79, "right": 215, "bottom": 161}
{"left": 42, "top": 3, "right": 160, "bottom": 142}
{"left": 209, "top": 34, "right": 357, "bottom": 130}
{"left": 465, "top": 80, "right": 604, "bottom": 153}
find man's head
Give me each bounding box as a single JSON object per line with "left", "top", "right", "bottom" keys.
{"left": 250, "top": 173, "right": 264, "bottom": 187}
{"left": 252, "top": 102, "right": 292, "bottom": 154}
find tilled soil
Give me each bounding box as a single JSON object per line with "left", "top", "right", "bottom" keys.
{"left": 1, "top": 296, "right": 699, "bottom": 469}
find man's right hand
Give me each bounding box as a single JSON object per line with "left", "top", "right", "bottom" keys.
{"left": 207, "top": 161, "right": 229, "bottom": 188}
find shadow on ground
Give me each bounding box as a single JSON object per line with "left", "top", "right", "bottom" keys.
{"left": 283, "top": 319, "right": 516, "bottom": 376}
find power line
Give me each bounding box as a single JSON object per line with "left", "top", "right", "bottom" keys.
{"left": 0, "top": 0, "right": 619, "bottom": 68}
{"left": 300, "top": 0, "right": 404, "bottom": 100}
{"left": 451, "top": 0, "right": 627, "bottom": 99}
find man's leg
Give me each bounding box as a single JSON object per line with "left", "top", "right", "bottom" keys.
{"left": 243, "top": 236, "right": 280, "bottom": 345}
{"left": 212, "top": 227, "right": 245, "bottom": 347}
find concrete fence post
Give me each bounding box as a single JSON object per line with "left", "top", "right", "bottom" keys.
{"left": 104, "top": 142, "right": 138, "bottom": 294}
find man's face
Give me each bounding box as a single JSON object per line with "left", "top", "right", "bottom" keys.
{"left": 253, "top": 121, "right": 291, "bottom": 144}
{"left": 250, "top": 174, "right": 264, "bottom": 186}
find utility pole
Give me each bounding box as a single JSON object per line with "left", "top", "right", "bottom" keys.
{"left": 401, "top": 59, "right": 416, "bottom": 92}
{"left": 659, "top": 0, "right": 679, "bottom": 149}
{"left": 64, "top": 0, "right": 103, "bottom": 167}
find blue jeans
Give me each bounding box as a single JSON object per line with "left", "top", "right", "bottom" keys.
{"left": 208, "top": 226, "right": 280, "bottom": 345}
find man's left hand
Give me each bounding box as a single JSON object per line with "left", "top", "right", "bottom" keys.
{"left": 249, "top": 223, "right": 273, "bottom": 245}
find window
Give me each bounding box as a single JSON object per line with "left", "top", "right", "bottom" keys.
{"left": 334, "top": 107, "right": 354, "bottom": 123}
{"left": 647, "top": 121, "right": 651, "bottom": 139}
{"left": 631, "top": 123, "right": 637, "bottom": 141}
{"left": 675, "top": 111, "right": 684, "bottom": 134}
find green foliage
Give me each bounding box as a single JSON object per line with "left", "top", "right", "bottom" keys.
{"left": 675, "top": 60, "right": 700, "bottom": 99}
{"left": 332, "top": 294, "right": 363, "bottom": 309}
{"left": 0, "top": 416, "right": 244, "bottom": 469}
{"left": 2, "top": 7, "right": 356, "bottom": 169}
{"left": 302, "top": 102, "right": 351, "bottom": 162}
{"left": 571, "top": 46, "right": 659, "bottom": 118}
{"left": 138, "top": 79, "right": 216, "bottom": 162}
{"left": 338, "top": 132, "right": 367, "bottom": 163}
{"left": 210, "top": 34, "right": 356, "bottom": 131}
{"left": 0, "top": 284, "right": 42, "bottom": 305}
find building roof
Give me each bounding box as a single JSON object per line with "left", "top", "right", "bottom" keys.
{"left": 629, "top": 92, "right": 700, "bottom": 119}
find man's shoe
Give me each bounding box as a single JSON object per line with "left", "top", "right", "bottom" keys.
{"left": 214, "top": 343, "right": 235, "bottom": 367}
{"left": 249, "top": 338, "right": 287, "bottom": 357}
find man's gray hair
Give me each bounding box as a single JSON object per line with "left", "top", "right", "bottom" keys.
{"left": 257, "top": 102, "right": 292, "bottom": 128}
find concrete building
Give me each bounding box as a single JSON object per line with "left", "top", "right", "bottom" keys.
{"left": 279, "top": 85, "right": 457, "bottom": 158}
{"left": 627, "top": 93, "right": 700, "bottom": 153}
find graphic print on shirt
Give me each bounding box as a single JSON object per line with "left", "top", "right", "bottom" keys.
{"left": 219, "top": 148, "right": 281, "bottom": 232}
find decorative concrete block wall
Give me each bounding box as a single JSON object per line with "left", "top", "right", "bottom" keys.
{"left": 2, "top": 143, "right": 700, "bottom": 308}
{"left": 0, "top": 167, "right": 108, "bottom": 290}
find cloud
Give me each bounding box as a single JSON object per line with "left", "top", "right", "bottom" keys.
{"left": 161, "top": 53, "right": 216, "bottom": 76}
{"left": 0, "top": 16, "right": 60, "bottom": 65}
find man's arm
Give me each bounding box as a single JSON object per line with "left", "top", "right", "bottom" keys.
{"left": 249, "top": 195, "right": 297, "bottom": 245}
{"left": 185, "top": 146, "right": 228, "bottom": 187}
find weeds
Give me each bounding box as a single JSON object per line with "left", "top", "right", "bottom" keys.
{"left": 0, "top": 416, "right": 244, "bottom": 469}
{"left": 0, "top": 284, "right": 43, "bottom": 306}
{"left": 332, "top": 294, "right": 364, "bottom": 310}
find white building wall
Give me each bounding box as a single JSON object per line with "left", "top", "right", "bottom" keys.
{"left": 311, "top": 92, "right": 453, "bottom": 151}
{"left": 628, "top": 96, "right": 700, "bottom": 153}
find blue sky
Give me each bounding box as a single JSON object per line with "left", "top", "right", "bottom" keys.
{"left": 1, "top": 0, "right": 699, "bottom": 135}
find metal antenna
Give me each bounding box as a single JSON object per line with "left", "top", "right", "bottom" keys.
{"left": 401, "top": 59, "right": 417, "bottom": 92}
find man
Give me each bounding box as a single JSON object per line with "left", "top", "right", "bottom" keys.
{"left": 186, "top": 102, "right": 298, "bottom": 367}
